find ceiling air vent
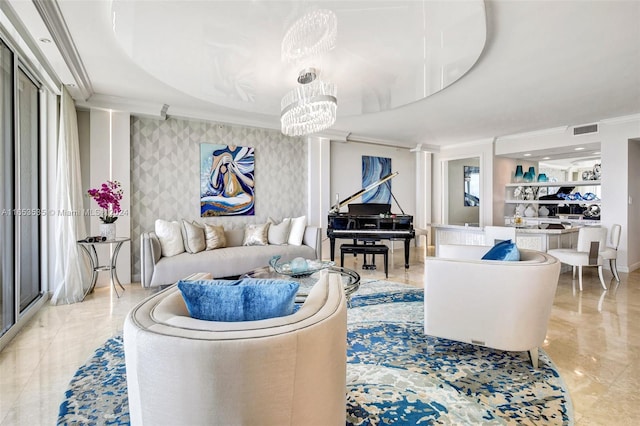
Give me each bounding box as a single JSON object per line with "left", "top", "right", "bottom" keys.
{"left": 573, "top": 124, "right": 598, "bottom": 136}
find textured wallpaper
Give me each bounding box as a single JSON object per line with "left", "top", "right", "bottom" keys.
{"left": 130, "top": 116, "right": 308, "bottom": 278}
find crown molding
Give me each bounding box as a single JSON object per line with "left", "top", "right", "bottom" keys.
{"left": 343, "top": 134, "right": 416, "bottom": 150}
{"left": 409, "top": 143, "right": 440, "bottom": 153}
{"left": 496, "top": 126, "right": 569, "bottom": 142}
{"left": 0, "top": 1, "right": 60, "bottom": 93}
{"left": 314, "top": 129, "right": 351, "bottom": 142}
{"left": 441, "top": 137, "right": 495, "bottom": 151}
{"left": 168, "top": 105, "right": 280, "bottom": 132}
{"left": 33, "top": 0, "right": 93, "bottom": 100}
{"left": 600, "top": 113, "right": 640, "bottom": 125}
{"left": 77, "top": 94, "right": 166, "bottom": 118}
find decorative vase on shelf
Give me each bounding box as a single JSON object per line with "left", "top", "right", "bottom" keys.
{"left": 528, "top": 166, "right": 535, "bottom": 178}
{"left": 539, "top": 205, "right": 550, "bottom": 217}
{"left": 100, "top": 223, "right": 116, "bottom": 241}
{"left": 514, "top": 165, "right": 524, "bottom": 182}
{"left": 524, "top": 205, "right": 536, "bottom": 217}
{"left": 523, "top": 171, "right": 533, "bottom": 182}
{"left": 593, "top": 163, "right": 602, "bottom": 180}
{"left": 537, "top": 173, "right": 548, "bottom": 182}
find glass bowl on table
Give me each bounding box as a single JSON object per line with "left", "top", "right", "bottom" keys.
{"left": 268, "top": 255, "right": 334, "bottom": 278}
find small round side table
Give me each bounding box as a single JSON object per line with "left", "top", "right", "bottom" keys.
{"left": 77, "top": 237, "right": 130, "bottom": 300}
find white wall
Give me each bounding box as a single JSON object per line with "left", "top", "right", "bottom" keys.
{"left": 414, "top": 151, "right": 431, "bottom": 246}
{"left": 600, "top": 117, "right": 640, "bottom": 273}
{"left": 88, "top": 109, "right": 132, "bottom": 286}
{"left": 330, "top": 141, "right": 416, "bottom": 217}
{"left": 307, "top": 136, "right": 331, "bottom": 231}
{"left": 628, "top": 139, "right": 640, "bottom": 271}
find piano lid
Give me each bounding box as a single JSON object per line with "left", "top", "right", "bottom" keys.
{"left": 329, "top": 172, "right": 398, "bottom": 214}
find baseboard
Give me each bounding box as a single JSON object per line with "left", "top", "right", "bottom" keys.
{"left": 622, "top": 261, "right": 640, "bottom": 273}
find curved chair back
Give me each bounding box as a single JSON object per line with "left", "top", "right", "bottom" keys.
{"left": 576, "top": 227, "right": 607, "bottom": 253}
{"left": 609, "top": 224, "right": 622, "bottom": 249}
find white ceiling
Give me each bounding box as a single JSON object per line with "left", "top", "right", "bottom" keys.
{"left": 9, "top": 0, "right": 640, "bottom": 149}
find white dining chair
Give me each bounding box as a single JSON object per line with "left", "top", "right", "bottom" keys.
{"left": 548, "top": 226, "right": 608, "bottom": 291}
{"left": 601, "top": 224, "right": 621, "bottom": 282}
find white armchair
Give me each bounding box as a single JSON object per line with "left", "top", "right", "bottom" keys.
{"left": 425, "top": 244, "right": 560, "bottom": 368}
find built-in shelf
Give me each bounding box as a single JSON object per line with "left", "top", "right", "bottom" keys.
{"left": 504, "top": 180, "right": 601, "bottom": 220}
{"left": 505, "top": 180, "right": 600, "bottom": 188}
{"left": 504, "top": 200, "right": 602, "bottom": 205}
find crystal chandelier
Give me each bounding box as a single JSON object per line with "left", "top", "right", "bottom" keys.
{"left": 280, "top": 10, "right": 338, "bottom": 137}
{"left": 281, "top": 9, "right": 337, "bottom": 63}
{"left": 281, "top": 68, "right": 337, "bottom": 136}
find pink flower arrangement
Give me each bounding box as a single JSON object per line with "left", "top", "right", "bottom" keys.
{"left": 87, "top": 180, "right": 123, "bottom": 223}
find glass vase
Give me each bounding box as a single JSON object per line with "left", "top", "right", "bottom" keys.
{"left": 528, "top": 166, "right": 535, "bottom": 178}
{"left": 514, "top": 165, "right": 524, "bottom": 182}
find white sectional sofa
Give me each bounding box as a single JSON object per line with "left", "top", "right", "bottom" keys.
{"left": 140, "top": 226, "right": 321, "bottom": 288}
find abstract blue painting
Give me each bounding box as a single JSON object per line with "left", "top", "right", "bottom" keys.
{"left": 200, "top": 144, "right": 255, "bottom": 216}
{"left": 362, "top": 156, "right": 391, "bottom": 203}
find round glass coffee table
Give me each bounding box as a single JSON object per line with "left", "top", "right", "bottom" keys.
{"left": 242, "top": 264, "right": 360, "bottom": 304}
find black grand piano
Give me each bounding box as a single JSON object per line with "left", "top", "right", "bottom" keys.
{"left": 327, "top": 172, "right": 415, "bottom": 268}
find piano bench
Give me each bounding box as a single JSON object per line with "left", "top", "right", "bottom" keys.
{"left": 340, "top": 244, "right": 388, "bottom": 278}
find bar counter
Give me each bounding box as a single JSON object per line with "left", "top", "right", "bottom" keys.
{"left": 431, "top": 223, "right": 583, "bottom": 254}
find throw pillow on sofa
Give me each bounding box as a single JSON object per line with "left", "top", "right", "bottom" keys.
{"left": 155, "top": 219, "right": 185, "bottom": 257}
{"left": 267, "top": 217, "right": 291, "bottom": 245}
{"left": 204, "top": 224, "right": 226, "bottom": 250}
{"left": 481, "top": 239, "right": 520, "bottom": 261}
{"left": 181, "top": 220, "right": 206, "bottom": 253}
{"left": 288, "top": 215, "right": 307, "bottom": 246}
{"left": 177, "top": 278, "right": 299, "bottom": 321}
{"left": 243, "top": 223, "right": 270, "bottom": 246}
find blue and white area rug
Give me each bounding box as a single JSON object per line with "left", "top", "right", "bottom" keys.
{"left": 58, "top": 280, "right": 573, "bottom": 425}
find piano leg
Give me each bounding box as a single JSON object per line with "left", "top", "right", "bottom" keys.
{"left": 330, "top": 238, "right": 336, "bottom": 261}
{"left": 404, "top": 238, "right": 410, "bottom": 269}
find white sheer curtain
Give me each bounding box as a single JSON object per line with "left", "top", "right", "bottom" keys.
{"left": 51, "top": 87, "right": 87, "bottom": 304}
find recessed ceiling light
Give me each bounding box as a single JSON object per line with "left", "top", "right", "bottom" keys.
{"left": 39, "top": 37, "right": 52, "bottom": 43}
{"left": 542, "top": 157, "right": 551, "bottom": 160}
{"left": 593, "top": 151, "right": 601, "bottom": 155}
{"left": 574, "top": 147, "right": 585, "bottom": 151}
{"left": 523, "top": 153, "right": 531, "bottom": 157}
{"left": 66, "top": 83, "right": 76, "bottom": 87}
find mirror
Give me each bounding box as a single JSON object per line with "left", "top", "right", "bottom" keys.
{"left": 445, "top": 157, "right": 480, "bottom": 225}
{"left": 464, "top": 166, "right": 480, "bottom": 206}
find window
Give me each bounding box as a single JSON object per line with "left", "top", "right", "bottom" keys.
{"left": 0, "top": 38, "right": 42, "bottom": 340}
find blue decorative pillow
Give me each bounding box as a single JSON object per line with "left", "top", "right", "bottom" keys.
{"left": 481, "top": 239, "right": 520, "bottom": 261}
{"left": 177, "top": 279, "right": 299, "bottom": 322}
